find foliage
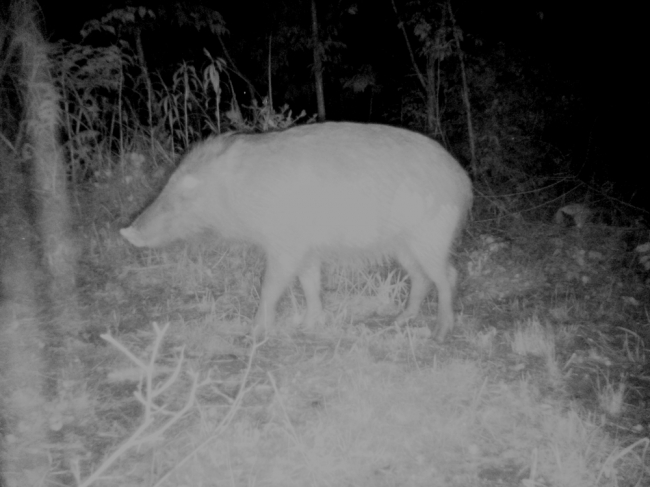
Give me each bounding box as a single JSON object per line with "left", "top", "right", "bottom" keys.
{"left": 51, "top": 41, "right": 135, "bottom": 179}
{"left": 80, "top": 4, "right": 226, "bottom": 40}
{"left": 157, "top": 58, "right": 222, "bottom": 151}
{"left": 51, "top": 31, "right": 312, "bottom": 183}
{"left": 461, "top": 47, "right": 565, "bottom": 187}
{"left": 80, "top": 6, "right": 156, "bottom": 39}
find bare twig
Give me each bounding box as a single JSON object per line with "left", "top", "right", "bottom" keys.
{"left": 80, "top": 323, "right": 197, "bottom": 487}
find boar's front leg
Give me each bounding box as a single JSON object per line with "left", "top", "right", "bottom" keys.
{"left": 297, "top": 258, "right": 324, "bottom": 329}
{"left": 253, "top": 251, "right": 303, "bottom": 337}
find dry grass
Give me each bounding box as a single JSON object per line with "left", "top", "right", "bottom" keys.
{"left": 49, "top": 218, "right": 648, "bottom": 487}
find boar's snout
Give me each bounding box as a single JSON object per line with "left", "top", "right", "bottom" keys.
{"left": 120, "top": 227, "right": 148, "bottom": 248}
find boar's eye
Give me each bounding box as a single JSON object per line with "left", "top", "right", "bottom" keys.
{"left": 178, "top": 175, "right": 200, "bottom": 192}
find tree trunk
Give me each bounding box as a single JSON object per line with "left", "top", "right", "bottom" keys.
{"left": 448, "top": 2, "right": 477, "bottom": 176}
{"left": 311, "top": 0, "right": 326, "bottom": 121}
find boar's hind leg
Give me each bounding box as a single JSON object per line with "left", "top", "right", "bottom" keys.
{"left": 411, "top": 210, "right": 463, "bottom": 342}
{"left": 297, "top": 258, "right": 324, "bottom": 329}
{"left": 395, "top": 240, "right": 457, "bottom": 342}
{"left": 413, "top": 240, "right": 457, "bottom": 342}
{"left": 394, "top": 248, "right": 432, "bottom": 326}
{"left": 431, "top": 264, "right": 457, "bottom": 342}
{"left": 253, "top": 252, "right": 303, "bottom": 336}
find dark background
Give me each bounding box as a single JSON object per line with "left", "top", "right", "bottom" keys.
{"left": 36, "top": 0, "right": 647, "bottom": 210}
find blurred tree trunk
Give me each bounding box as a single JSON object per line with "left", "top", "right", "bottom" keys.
{"left": 1, "top": 1, "right": 80, "bottom": 484}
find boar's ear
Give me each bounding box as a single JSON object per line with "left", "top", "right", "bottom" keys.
{"left": 178, "top": 174, "right": 200, "bottom": 192}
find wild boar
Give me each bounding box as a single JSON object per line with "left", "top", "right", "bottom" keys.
{"left": 121, "top": 122, "right": 473, "bottom": 340}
